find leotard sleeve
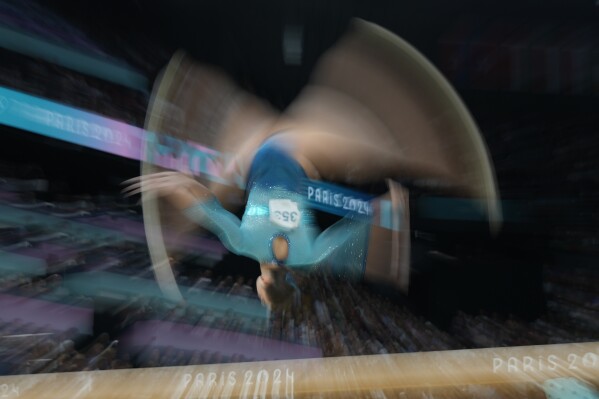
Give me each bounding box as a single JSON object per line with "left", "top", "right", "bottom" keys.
{"left": 183, "top": 198, "right": 246, "bottom": 255}
{"left": 309, "top": 212, "right": 371, "bottom": 280}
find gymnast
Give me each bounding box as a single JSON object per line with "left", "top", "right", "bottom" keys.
{"left": 126, "top": 20, "right": 501, "bottom": 310}
{"left": 124, "top": 132, "right": 410, "bottom": 309}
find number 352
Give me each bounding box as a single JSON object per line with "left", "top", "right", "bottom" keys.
{"left": 274, "top": 211, "right": 298, "bottom": 222}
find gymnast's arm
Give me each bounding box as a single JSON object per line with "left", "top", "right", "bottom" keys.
{"left": 123, "top": 173, "right": 245, "bottom": 254}
{"left": 308, "top": 212, "right": 372, "bottom": 280}
{"left": 183, "top": 198, "right": 245, "bottom": 254}
{"left": 305, "top": 181, "right": 410, "bottom": 291}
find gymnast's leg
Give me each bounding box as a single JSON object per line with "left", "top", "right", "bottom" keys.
{"left": 265, "top": 129, "right": 456, "bottom": 187}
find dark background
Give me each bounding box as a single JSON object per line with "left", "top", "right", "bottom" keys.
{"left": 44, "top": 0, "right": 598, "bottom": 107}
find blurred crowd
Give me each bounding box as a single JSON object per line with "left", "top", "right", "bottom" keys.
{"left": 0, "top": 159, "right": 597, "bottom": 375}
{"left": 0, "top": 325, "right": 130, "bottom": 374}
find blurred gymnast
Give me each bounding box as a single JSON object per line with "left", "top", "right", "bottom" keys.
{"left": 125, "top": 133, "right": 406, "bottom": 309}
{"left": 125, "top": 20, "right": 501, "bottom": 310}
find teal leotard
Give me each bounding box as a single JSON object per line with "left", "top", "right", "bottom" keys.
{"left": 183, "top": 137, "right": 370, "bottom": 279}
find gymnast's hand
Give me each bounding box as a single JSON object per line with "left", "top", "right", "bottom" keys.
{"left": 122, "top": 172, "right": 213, "bottom": 211}
{"left": 257, "top": 265, "right": 297, "bottom": 311}
{"left": 256, "top": 236, "right": 297, "bottom": 310}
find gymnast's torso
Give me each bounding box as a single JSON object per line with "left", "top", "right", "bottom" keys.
{"left": 230, "top": 137, "right": 321, "bottom": 266}
{"left": 184, "top": 136, "right": 371, "bottom": 277}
